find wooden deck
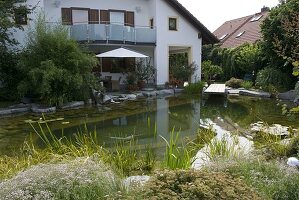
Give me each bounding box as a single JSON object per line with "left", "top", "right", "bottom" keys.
{"left": 204, "top": 84, "right": 226, "bottom": 94}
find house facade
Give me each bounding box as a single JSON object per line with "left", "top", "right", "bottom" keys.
{"left": 13, "top": 0, "right": 218, "bottom": 87}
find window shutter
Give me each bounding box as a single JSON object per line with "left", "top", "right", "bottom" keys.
{"left": 100, "top": 10, "right": 109, "bottom": 24}
{"left": 89, "top": 9, "right": 99, "bottom": 24}
{"left": 125, "top": 11, "right": 134, "bottom": 27}
{"left": 61, "top": 8, "right": 72, "bottom": 25}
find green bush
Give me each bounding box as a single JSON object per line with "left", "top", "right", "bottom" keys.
{"left": 209, "top": 158, "right": 299, "bottom": 199}
{"left": 273, "top": 174, "right": 299, "bottom": 200}
{"left": 255, "top": 68, "right": 291, "bottom": 92}
{"left": 202, "top": 60, "right": 223, "bottom": 84}
{"left": 18, "top": 14, "right": 100, "bottom": 105}
{"left": 138, "top": 170, "right": 261, "bottom": 199}
{"left": 0, "top": 158, "right": 124, "bottom": 200}
{"left": 183, "top": 81, "right": 205, "bottom": 94}
{"left": 241, "top": 81, "right": 253, "bottom": 90}
{"left": 225, "top": 77, "right": 243, "bottom": 88}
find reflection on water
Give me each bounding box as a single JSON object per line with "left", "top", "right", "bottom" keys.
{"left": 0, "top": 95, "right": 298, "bottom": 154}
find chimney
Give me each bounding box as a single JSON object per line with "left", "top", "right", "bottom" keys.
{"left": 261, "top": 6, "right": 270, "bottom": 12}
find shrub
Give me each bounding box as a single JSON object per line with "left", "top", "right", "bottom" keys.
{"left": 138, "top": 170, "right": 261, "bottom": 199}
{"left": 255, "top": 68, "right": 292, "bottom": 91}
{"left": 18, "top": 14, "right": 99, "bottom": 105}
{"left": 0, "top": 157, "right": 124, "bottom": 200}
{"left": 208, "top": 158, "right": 299, "bottom": 199}
{"left": 202, "top": 60, "right": 223, "bottom": 84}
{"left": 241, "top": 81, "right": 253, "bottom": 90}
{"left": 183, "top": 81, "right": 205, "bottom": 95}
{"left": 273, "top": 174, "right": 299, "bottom": 200}
{"left": 225, "top": 77, "right": 243, "bottom": 88}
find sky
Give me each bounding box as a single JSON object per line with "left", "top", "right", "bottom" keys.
{"left": 177, "top": 0, "right": 280, "bottom": 32}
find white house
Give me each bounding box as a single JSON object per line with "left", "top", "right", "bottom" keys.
{"left": 13, "top": 0, "right": 218, "bottom": 88}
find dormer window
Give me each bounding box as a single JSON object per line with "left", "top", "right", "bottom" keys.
{"left": 219, "top": 33, "right": 228, "bottom": 40}
{"left": 250, "top": 15, "right": 263, "bottom": 22}
{"left": 236, "top": 31, "right": 245, "bottom": 38}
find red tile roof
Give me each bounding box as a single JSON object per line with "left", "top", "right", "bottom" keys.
{"left": 213, "top": 10, "right": 269, "bottom": 48}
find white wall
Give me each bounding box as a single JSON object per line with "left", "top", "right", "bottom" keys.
{"left": 12, "top": 0, "right": 44, "bottom": 49}
{"left": 155, "top": 0, "right": 202, "bottom": 85}
{"left": 44, "top": 0, "right": 155, "bottom": 27}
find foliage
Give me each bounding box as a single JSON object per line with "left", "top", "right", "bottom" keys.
{"left": 212, "top": 159, "right": 299, "bottom": 199}
{"left": 17, "top": 15, "right": 99, "bottom": 105}
{"left": 133, "top": 60, "right": 156, "bottom": 85}
{"left": 169, "top": 53, "right": 197, "bottom": 84}
{"left": 241, "top": 81, "right": 253, "bottom": 90}
{"left": 255, "top": 68, "right": 291, "bottom": 91}
{"left": 183, "top": 81, "right": 205, "bottom": 95}
{"left": 225, "top": 77, "right": 243, "bottom": 88}
{"left": 295, "top": 81, "right": 299, "bottom": 95}
{"left": 261, "top": 0, "right": 299, "bottom": 76}
{"left": 202, "top": 60, "right": 223, "bottom": 83}
{"left": 202, "top": 43, "right": 264, "bottom": 81}
{"left": 138, "top": 170, "right": 261, "bottom": 199}
{"left": 160, "top": 129, "right": 195, "bottom": 170}
{"left": 0, "top": 158, "right": 125, "bottom": 200}
{"left": 273, "top": 174, "right": 299, "bottom": 200}
{"left": 0, "top": 47, "right": 22, "bottom": 100}
{"left": 0, "top": 0, "right": 31, "bottom": 47}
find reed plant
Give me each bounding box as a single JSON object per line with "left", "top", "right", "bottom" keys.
{"left": 160, "top": 128, "right": 196, "bottom": 169}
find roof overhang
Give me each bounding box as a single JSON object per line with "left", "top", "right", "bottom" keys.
{"left": 165, "top": 0, "right": 219, "bottom": 44}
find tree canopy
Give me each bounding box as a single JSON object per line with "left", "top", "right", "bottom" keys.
{"left": 261, "top": 0, "right": 299, "bottom": 76}
{"left": 0, "top": 0, "right": 30, "bottom": 47}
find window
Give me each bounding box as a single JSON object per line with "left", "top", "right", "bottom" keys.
{"left": 110, "top": 11, "right": 125, "bottom": 25}
{"left": 236, "top": 31, "right": 245, "bottom": 38}
{"left": 15, "top": 9, "right": 27, "bottom": 25}
{"left": 219, "top": 33, "right": 228, "bottom": 40}
{"left": 169, "top": 17, "right": 177, "bottom": 31}
{"left": 250, "top": 15, "right": 263, "bottom": 22}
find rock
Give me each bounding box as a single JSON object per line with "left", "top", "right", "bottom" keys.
{"left": 278, "top": 90, "right": 297, "bottom": 101}
{"left": 227, "top": 89, "right": 240, "bottom": 95}
{"left": 31, "top": 104, "right": 56, "bottom": 113}
{"left": 157, "top": 89, "right": 174, "bottom": 96}
{"left": 174, "top": 88, "right": 184, "bottom": 93}
{"left": 250, "top": 122, "right": 296, "bottom": 137}
{"left": 0, "top": 107, "right": 30, "bottom": 116}
{"left": 134, "top": 92, "right": 144, "bottom": 98}
{"left": 123, "top": 175, "right": 150, "bottom": 188}
{"left": 287, "top": 157, "right": 299, "bottom": 167}
{"left": 142, "top": 91, "right": 157, "bottom": 97}
{"left": 61, "top": 101, "right": 85, "bottom": 109}
{"left": 102, "top": 95, "right": 113, "bottom": 104}
{"left": 294, "top": 96, "right": 299, "bottom": 105}
{"left": 126, "top": 94, "right": 137, "bottom": 100}
{"left": 239, "top": 90, "right": 271, "bottom": 98}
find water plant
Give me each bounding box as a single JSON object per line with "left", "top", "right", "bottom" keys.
{"left": 183, "top": 81, "right": 205, "bottom": 95}
{"left": 160, "top": 128, "right": 196, "bottom": 169}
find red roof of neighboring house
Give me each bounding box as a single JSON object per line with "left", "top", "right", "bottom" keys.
{"left": 213, "top": 9, "right": 269, "bottom": 48}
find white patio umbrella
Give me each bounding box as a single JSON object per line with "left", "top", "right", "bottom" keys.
{"left": 96, "top": 47, "right": 149, "bottom": 58}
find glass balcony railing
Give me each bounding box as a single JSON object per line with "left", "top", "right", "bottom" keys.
{"left": 70, "top": 23, "right": 156, "bottom": 44}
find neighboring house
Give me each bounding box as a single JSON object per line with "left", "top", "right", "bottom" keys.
{"left": 213, "top": 7, "right": 269, "bottom": 48}
{"left": 13, "top": 0, "right": 218, "bottom": 87}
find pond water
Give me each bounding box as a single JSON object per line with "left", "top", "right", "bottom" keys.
{"left": 0, "top": 95, "right": 298, "bottom": 155}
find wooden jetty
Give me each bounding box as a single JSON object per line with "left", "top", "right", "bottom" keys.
{"left": 204, "top": 84, "right": 226, "bottom": 95}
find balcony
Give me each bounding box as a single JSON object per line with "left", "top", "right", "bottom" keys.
{"left": 69, "top": 23, "right": 156, "bottom": 45}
